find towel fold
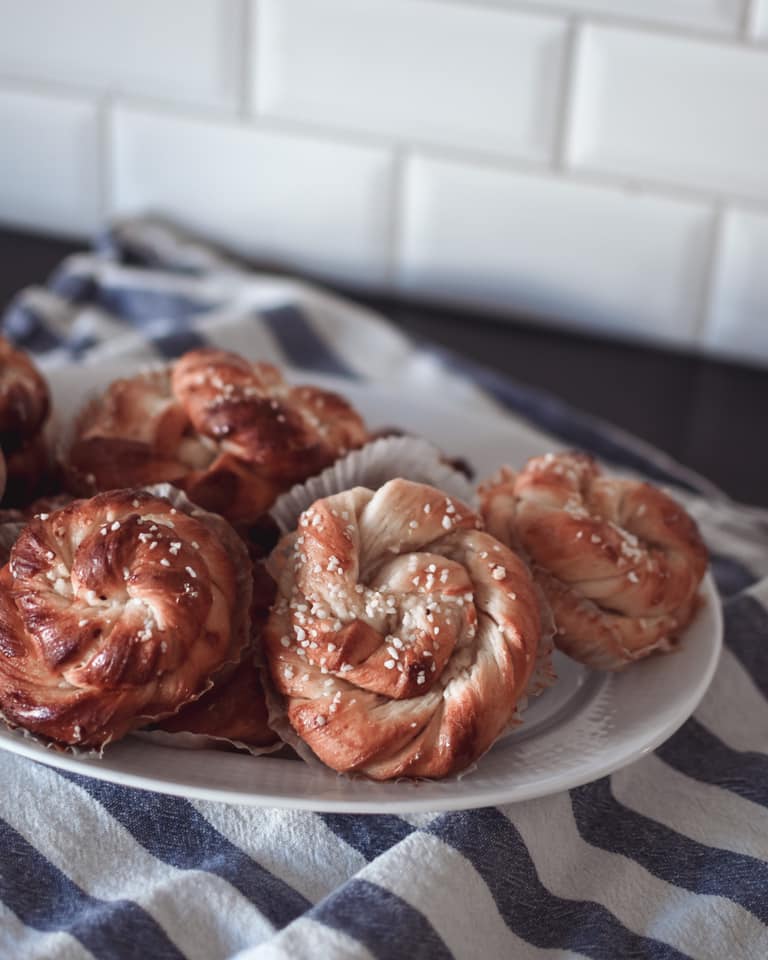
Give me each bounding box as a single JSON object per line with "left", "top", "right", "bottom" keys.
{"left": 1, "top": 218, "right": 765, "bottom": 960}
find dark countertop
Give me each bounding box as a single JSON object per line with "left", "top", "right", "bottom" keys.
{"left": 1, "top": 226, "right": 765, "bottom": 507}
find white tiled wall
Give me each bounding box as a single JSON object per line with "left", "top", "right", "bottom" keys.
{"left": 254, "top": 0, "right": 567, "bottom": 161}
{"left": 706, "top": 209, "right": 768, "bottom": 361}
{"left": 568, "top": 26, "right": 768, "bottom": 199}
{"left": 0, "top": 0, "right": 767, "bottom": 366}
{"left": 0, "top": 86, "right": 101, "bottom": 235}
{"left": 751, "top": 0, "right": 768, "bottom": 37}
{"left": 397, "top": 155, "right": 714, "bottom": 344}
{"left": 112, "top": 107, "right": 394, "bottom": 285}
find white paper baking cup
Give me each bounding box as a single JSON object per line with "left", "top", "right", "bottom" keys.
{"left": 135, "top": 648, "right": 284, "bottom": 758}
{"left": 133, "top": 727, "right": 284, "bottom": 757}
{"left": 270, "top": 435, "right": 477, "bottom": 534}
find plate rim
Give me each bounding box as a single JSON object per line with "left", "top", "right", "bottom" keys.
{"left": 0, "top": 366, "right": 724, "bottom": 812}
{"left": 0, "top": 574, "right": 721, "bottom": 813}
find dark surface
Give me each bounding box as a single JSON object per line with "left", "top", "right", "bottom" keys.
{"left": 0, "top": 226, "right": 765, "bottom": 506}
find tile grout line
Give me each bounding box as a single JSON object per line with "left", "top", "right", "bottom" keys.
{"left": 740, "top": 0, "right": 758, "bottom": 38}
{"left": 436, "top": 0, "right": 754, "bottom": 47}
{"left": 239, "top": 0, "right": 255, "bottom": 119}
{"left": 2, "top": 67, "right": 768, "bottom": 216}
{"left": 694, "top": 202, "right": 726, "bottom": 345}
{"left": 0, "top": 71, "right": 235, "bottom": 122}
{"left": 383, "top": 147, "right": 408, "bottom": 291}
{"left": 97, "top": 95, "right": 114, "bottom": 225}
{"left": 551, "top": 15, "right": 580, "bottom": 170}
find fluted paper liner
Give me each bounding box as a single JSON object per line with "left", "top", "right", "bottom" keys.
{"left": 270, "top": 435, "right": 477, "bottom": 535}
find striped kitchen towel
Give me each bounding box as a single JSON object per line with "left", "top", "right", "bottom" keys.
{"left": 1, "top": 217, "right": 766, "bottom": 960}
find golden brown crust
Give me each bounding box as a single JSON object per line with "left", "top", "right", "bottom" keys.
{"left": 2, "top": 433, "right": 53, "bottom": 508}
{"left": 0, "top": 488, "right": 251, "bottom": 750}
{"left": 0, "top": 338, "right": 52, "bottom": 507}
{"left": 155, "top": 655, "right": 279, "bottom": 749}
{"left": 64, "top": 349, "right": 368, "bottom": 524}
{"left": 264, "top": 478, "right": 545, "bottom": 780}
{"left": 155, "top": 545, "right": 279, "bottom": 749}
{"left": 480, "top": 452, "right": 709, "bottom": 671}
{"left": 0, "top": 337, "right": 50, "bottom": 449}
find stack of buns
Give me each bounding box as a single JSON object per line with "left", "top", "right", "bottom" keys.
{"left": 0, "top": 338, "right": 51, "bottom": 505}
{"left": 0, "top": 338, "right": 709, "bottom": 780}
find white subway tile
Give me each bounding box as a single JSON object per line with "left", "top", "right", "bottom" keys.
{"left": 751, "top": 0, "right": 768, "bottom": 39}
{"left": 481, "top": 0, "right": 744, "bottom": 34}
{"left": 253, "top": 0, "right": 566, "bottom": 161}
{"left": 568, "top": 26, "right": 768, "bottom": 199}
{"left": 397, "top": 155, "right": 713, "bottom": 344}
{"left": 111, "top": 107, "right": 393, "bottom": 287}
{"left": 706, "top": 210, "right": 768, "bottom": 364}
{"left": 0, "top": 0, "right": 242, "bottom": 111}
{"left": 0, "top": 87, "right": 101, "bottom": 236}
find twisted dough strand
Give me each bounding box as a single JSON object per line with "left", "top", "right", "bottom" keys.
{"left": 0, "top": 337, "right": 51, "bottom": 506}
{"left": 0, "top": 489, "right": 251, "bottom": 749}
{"left": 480, "top": 452, "right": 708, "bottom": 670}
{"left": 66, "top": 348, "right": 368, "bottom": 524}
{"left": 265, "top": 479, "right": 544, "bottom": 780}
{"left": 0, "top": 336, "right": 49, "bottom": 447}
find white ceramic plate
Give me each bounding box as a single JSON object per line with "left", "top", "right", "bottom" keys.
{"left": 0, "top": 363, "right": 722, "bottom": 813}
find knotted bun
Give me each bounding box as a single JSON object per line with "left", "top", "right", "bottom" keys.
{"left": 0, "top": 488, "right": 251, "bottom": 750}
{"left": 264, "top": 478, "right": 546, "bottom": 780}
{"left": 0, "top": 336, "right": 49, "bottom": 447}
{"left": 65, "top": 348, "right": 368, "bottom": 524}
{"left": 0, "top": 337, "right": 52, "bottom": 506}
{"left": 480, "top": 452, "right": 708, "bottom": 670}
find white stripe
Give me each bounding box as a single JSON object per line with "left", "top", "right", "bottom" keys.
{"left": 80, "top": 330, "right": 162, "bottom": 365}
{"left": 506, "top": 792, "right": 766, "bottom": 960}
{"left": 192, "top": 803, "right": 364, "bottom": 903}
{"left": 232, "top": 917, "right": 375, "bottom": 960}
{"left": 0, "top": 753, "right": 274, "bottom": 958}
{"left": 683, "top": 501, "right": 768, "bottom": 579}
{"left": 0, "top": 901, "right": 92, "bottom": 960}
{"left": 353, "top": 829, "right": 587, "bottom": 960}
{"left": 696, "top": 647, "right": 768, "bottom": 754}
{"left": 58, "top": 255, "right": 227, "bottom": 299}
{"left": 69, "top": 304, "right": 133, "bottom": 347}
{"left": 280, "top": 287, "right": 522, "bottom": 455}
{"left": 306, "top": 293, "right": 428, "bottom": 381}
{"left": 613, "top": 754, "right": 768, "bottom": 862}
{"left": 15, "top": 289, "right": 79, "bottom": 340}
{"left": 399, "top": 812, "right": 443, "bottom": 829}
{"left": 196, "top": 313, "right": 287, "bottom": 366}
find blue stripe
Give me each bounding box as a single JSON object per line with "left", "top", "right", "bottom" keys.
{"left": 572, "top": 777, "right": 768, "bottom": 925}
{"left": 656, "top": 718, "right": 768, "bottom": 808}
{"left": 309, "top": 878, "right": 452, "bottom": 960}
{"left": 709, "top": 554, "right": 758, "bottom": 597}
{"left": 50, "top": 270, "right": 219, "bottom": 328}
{"left": 426, "top": 808, "right": 687, "bottom": 960}
{"left": 151, "top": 327, "right": 208, "bottom": 359}
{"left": 430, "top": 345, "right": 703, "bottom": 494}
{"left": 96, "top": 225, "right": 204, "bottom": 276}
{"left": 67, "top": 334, "right": 99, "bottom": 361}
{"left": 0, "top": 815, "right": 183, "bottom": 960}
{"left": 318, "top": 814, "right": 413, "bottom": 860}
{"left": 3, "top": 301, "right": 64, "bottom": 354}
{"left": 60, "top": 772, "right": 310, "bottom": 928}
{"left": 259, "top": 305, "right": 359, "bottom": 379}
{"left": 721, "top": 594, "right": 768, "bottom": 700}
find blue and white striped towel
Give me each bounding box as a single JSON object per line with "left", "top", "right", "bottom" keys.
{"left": 2, "top": 218, "right": 767, "bottom": 960}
